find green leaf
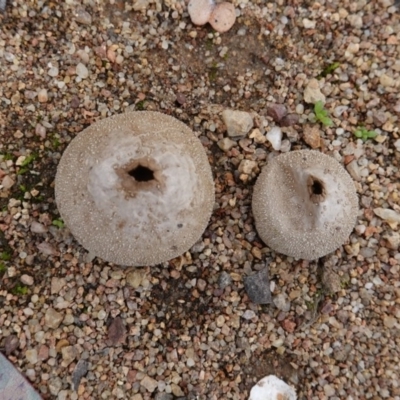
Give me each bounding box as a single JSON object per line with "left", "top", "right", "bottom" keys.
{"left": 17, "top": 167, "right": 28, "bottom": 175}
{"left": 319, "top": 62, "right": 341, "bottom": 78}
{"left": 21, "top": 154, "right": 37, "bottom": 167}
{"left": 320, "top": 116, "right": 333, "bottom": 127}
{"left": 354, "top": 126, "right": 377, "bottom": 142}
{"left": 52, "top": 219, "right": 65, "bottom": 228}
{"left": 314, "top": 100, "right": 324, "bottom": 114}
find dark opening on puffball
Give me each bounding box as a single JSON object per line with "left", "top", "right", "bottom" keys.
{"left": 55, "top": 111, "right": 215, "bottom": 266}
{"left": 252, "top": 150, "right": 358, "bottom": 260}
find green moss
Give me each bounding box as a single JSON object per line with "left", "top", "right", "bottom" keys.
{"left": 1, "top": 153, "right": 15, "bottom": 161}
{"left": 12, "top": 284, "right": 29, "bottom": 296}
{"left": 17, "top": 153, "right": 38, "bottom": 175}
{"left": 0, "top": 262, "right": 7, "bottom": 273}
{"left": 51, "top": 136, "right": 61, "bottom": 149}
{"left": 136, "top": 101, "right": 146, "bottom": 110}
{"left": 0, "top": 251, "right": 12, "bottom": 261}
{"left": 208, "top": 63, "right": 218, "bottom": 82}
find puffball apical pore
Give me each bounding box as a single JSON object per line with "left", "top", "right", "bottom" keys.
{"left": 252, "top": 150, "right": 358, "bottom": 260}
{"left": 55, "top": 111, "right": 215, "bottom": 266}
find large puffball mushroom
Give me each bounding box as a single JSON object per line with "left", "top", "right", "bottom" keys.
{"left": 209, "top": 2, "right": 236, "bottom": 33}
{"left": 55, "top": 111, "right": 215, "bottom": 266}
{"left": 188, "top": 0, "right": 215, "bottom": 26}
{"left": 252, "top": 150, "right": 358, "bottom": 260}
{"left": 248, "top": 375, "right": 297, "bottom": 400}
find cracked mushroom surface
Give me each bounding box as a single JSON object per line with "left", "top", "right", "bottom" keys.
{"left": 55, "top": 111, "right": 214, "bottom": 266}
{"left": 252, "top": 150, "right": 358, "bottom": 260}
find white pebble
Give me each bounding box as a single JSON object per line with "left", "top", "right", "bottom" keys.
{"left": 48, "top": 67, "right": 59, "bottom": 77}
{"left": 188, "top": 0, "right": 215, "bottom": 26}
{"left": 242, "top": 310, "right": 256, "bottom": 320}
{"left": 266, "top": 127, "right": 282, "bottom": 150}
{"left": 295, "top": 104, "right": 304, "bottom": 114}
{"left": 37, "top": 89, "right": 48, "bottom": 103}
{"left": 76, "top": 62, "right": 89, "bottom": 79}
{"left": 302, "top": 18, "right": 316, "bottom": 29}
{"left": 21, "top": 274, "right": 34, "bottom": 286}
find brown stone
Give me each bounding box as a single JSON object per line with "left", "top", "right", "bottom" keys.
{"left": 303, "top": 125, "right": 320, "bottom": 148}
{"left": 281, "top": 319, "right": 296, "bottom": 333}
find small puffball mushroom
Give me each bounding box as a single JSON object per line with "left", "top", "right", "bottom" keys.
{"left": 55, "top": 111, "right": 215, "bottom": 266}
{"left": 209, "top": 2, "right": 236, "bottom": 33}
{"left": 252, "top": 150, "right": 358, "bottom": 260}
{"left": 188, "top": 0, "right": 215, "bottom": 26}
{"left": 248, "top": 375, "right": 297, "bottom": 400}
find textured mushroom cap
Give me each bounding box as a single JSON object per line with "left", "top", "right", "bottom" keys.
{"left": 252, "top": 150, "right": 358, "bottom": 260}
{"left": 55, "top": 111, "right": 215, "bottom": 266}
{"left": 188, "top": 0, "right": 215, "bottom": 26}
{"left": 209, "top": 2, "right": 236, "bottom": 33}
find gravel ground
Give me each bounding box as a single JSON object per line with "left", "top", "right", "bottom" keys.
{"left": 0, "top": 0, "right": 400, "bottom": 399}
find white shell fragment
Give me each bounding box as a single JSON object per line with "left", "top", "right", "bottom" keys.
{"left": 55, "top": 111, "right": 215, "bottom": 267}
{"left": 248, "top": 375, "right": 297, "bottom": 400}
{"left": 188, "top": 0, "right": 215, "bottom": 26}
{"left": 252, "top": 150, "right": 358, "bottom": 260}
{"left": 209, "top": 2, "right": 236, "bottom": 33}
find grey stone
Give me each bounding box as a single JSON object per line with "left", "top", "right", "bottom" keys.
{"left": 51, "top": 277, "right": 66, "bottom": 294}
{"left": 44, "top": 308, "right": 64, "bottom": 329}
{"left": 222, "top": 109, "right": 253, "bottom": 137}
{"left": 374, "top": 207, "right": 400, "bottom": 225}
{"left": 20, "top": 274, "right": 34, "bottom": 286}
{"left": 360, "top": 247, "right": 375, "bottom": 258}
{"left": 217, "top": 137, "right": 236, "bottom": 151}
{"left": 140, "top": 375, "right": 158, "bottom": 392}
{"left": 61, "top": 345, "right": 78, "bottom": 367}
{"left": 304, "top": 78, "right": 325, "bottom": 104}
{"left": 1, "top": 175, "right": 15, "bottom": 189}
{"left": 126, "top": 269, "right": 146, "bottom": 289}
{"left": 383, "top": 231, "right": 400, "bottom": 250}
{"left": 49, "top": 377, "right": 62, "bottom": 396}
{"left": 373, "top": 111, "right": 387, "bottom": 126}
{"left": 266, "top": 103, "right": 287, "bottom": 122}
{"left": 346, "top": 159, "right": 361, "bottom": 181}
{"left": 280, "top": 113, "right": 299, "bottom": 127}
{"left": 244, "top": 267, "right": 272, "bottom": 304}
{"left": 322, "top": 268, "right": 341, "bottom": 294}
{"left": 4, "top": 335, "right": 19, "bottom": 355}
{"left": 25, "top": 349, "right": 38, "bottom": 364}
{"left": 218, "top": 271, "right": 232, "bottom": 289}
{"left": 30, "top": 221, "right": 47, "bottom": 234}
{"left": 273, "top": 292, "right": 291, "bottom": 311}
{"left": 74, "top": 8, "right": 92, "bottom": 25}
{"left": 171, "top": 384, "right": 185, "bottom": 397}
{"left": 155, "top": 394, "right": 173, "bottom": 400}
{"left": 72, "top": 359, "right": 89, "bottom": 390}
